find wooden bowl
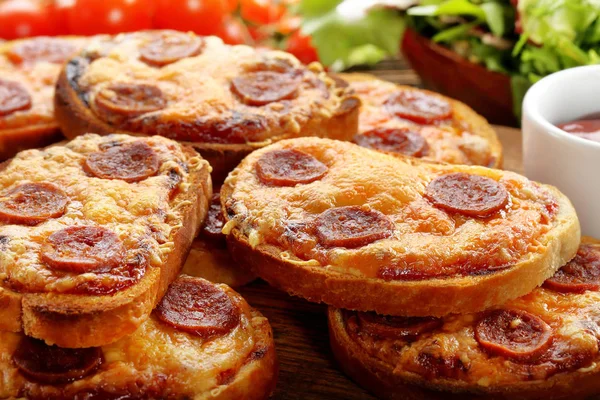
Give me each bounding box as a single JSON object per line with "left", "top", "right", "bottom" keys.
{"left": 401, "top": 28, "right": 517, "bottom": 127}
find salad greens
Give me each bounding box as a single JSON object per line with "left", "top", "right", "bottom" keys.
{"left": 299, "top": 0, "right": 600, "bottom": 119}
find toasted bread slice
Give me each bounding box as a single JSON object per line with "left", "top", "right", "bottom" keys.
{"left": 0, "top": 276, "right": 278, "bottom": 400}
{"left": 0, "top": 134, "right": 211, "bottom": 347}
{"left": 328, "top": 238, "right": 600, "bottom": 400}
{"left": 0, "top": 36, "right": 89, "bottom": 160}
{"left": 54, "top": 30, "right": 359, "bottom": 185}
{"left": 222, "top": 137, "right": 579, "bottom": 317}
{"left": 337, "top": 72, "right": 502, "bottom": 168}
{"left": 182, "top": 192, "right": 255, "bottom": 287}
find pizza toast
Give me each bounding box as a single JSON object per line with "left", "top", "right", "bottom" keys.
{"left": 0, "top": 133, "right": 211, "bottom": 348}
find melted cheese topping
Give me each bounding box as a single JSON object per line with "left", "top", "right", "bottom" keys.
{"left": 223, "top": 138, "right": 564, "bottom": 279}
{"left": 0, "top": 37, "right": 87, "bottom": 131}
{"left": 75, "top": 32, "right": 348, "bottom": 144}
{"left": 0, "top": 134, "right": 207, "bottom": 293}
{"left": 346, "top": 76, "right": 497, "bottom": 166}
{"left": 344, "top": 242, "right": 600, "bottom": 386}
{"left": 0, "top": 286, "right": 267, "bottom": 399}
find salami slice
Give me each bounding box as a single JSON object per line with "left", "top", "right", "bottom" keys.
{"left": 140, "top": 31, "right": 204, "bottom": 66}
{"left": 0, "top": 182, "right": 68, "bottom": 225}
{"left": 425, "top": 173, "right": 508, "bottom": 218}
{"left": 232, "top": 71, "right": 300, "bottom": 106}
{"left": 475, "top": 309, "right": 553, "bottom": 361}
{"left": 7, "top": 38, "right": 76, "bottom": 65}
{"left": 202, "top": 193, "right": 225, "bottom": 240}
{"left": 385, "top": 89, "right": 452, "bottom": 124}
{"left": 156, "top": 276, "right": 240, "bottom": 338}
{"left": 357, "top": 312, "right": 442, "bottom": 339}
{"left": 94, "top": 82, "right": 166, "bottom": 120}
{"left": 355, "top": 127, "right": 430, "bottom": 157}
{"left": 85, "top": 141, "right": 160, "bottom": 182}
{"left": 13, "top": 337, "right": 103, "bottom": 384}
{"left": 41, "top": 226, "right": 125, "bottom": 274}
{"left": 0, "top": 79, "right": 32, "bottom": 117}
{"left": 544, "top": 245, "right": 600, "bottom": 293}
{"left": 256, "top": 149, "right": 328, "bottom": 186}
{"left": 313, "top": 206, "right": 394, "bottom": 248}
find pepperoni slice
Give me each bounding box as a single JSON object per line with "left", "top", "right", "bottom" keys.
{"left": 313, "top": 206, "right": 394, "bottom": 248}
{"left": 41, "top": 226, "right": 125, "bottom": 274}
{"left": 139, "top": 31, "right": 204, "bottom": 66}
{"left": 256, "top": 149, "right": 328, "bottom": 186}
{"left": 544, "top": 245, "right": 600, "bottom": 293}
{"left": 94, "top": 82, "right": 166, "bottom": 121}
{"left": 7, "top": 38, "right": 76, "bottom": 65}
{"left": 0, "top": 182, "right": 68, "bottom": 226}
{"left": 354, "top": 127, "right": 430, "bottom": 157}
{"left": 385, "top": 89, "right": 452, "bottom": 124}
{"left": 85, "top": 141, "right": 160, "bottom": 183}
{"left": 0, "top": 79, "right": 32, "bottom": 117}
{"left": 328, "top": 74, "right": 350, "bottom": 89}
{"left": 156, "top": 276, "right": 240, "bottom": 338}
{"left": 357, "top": 312, "right": 442, "bottom": 339}
{"left": 13, "top": 336, "right": 103, "bottom": 384}
{"left": 475, "top": 309, "right": 553, "bottom": 361}
{"left": 202, "top": 193, "right": 225, "bottom": 240}
{"left": 232, "top": 71, "right": 300, "bottom": 106}
{"left": 425, "top": 173, "right": 509, "bottom": 218}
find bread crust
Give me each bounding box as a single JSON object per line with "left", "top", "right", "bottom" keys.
{"left": 327, "top": 239, "right": 600, "bottom": 399}
{"left": 0, "top": 136, "right": 211, "bottom": 348}
{"left": 222, "top": 138, "right": 580, "bottom": 317}
{"left": 54, "top": 32, "right": 360, "bottom": 185}
{"left": 338, "top": 72, "right": 503, "bottom": 169}
{"left": 0, "top": 279, "right": 278, "bottom": 400}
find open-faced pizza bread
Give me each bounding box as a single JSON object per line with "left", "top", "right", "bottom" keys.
{"left": 329, "top": 237, "right": 600, "bottom": 400}
{"left": 0, "top": 36, "right": 88, "bottom": 160}
{"left": 182, "top": 190, "right": 255, "bottom": 287}
{"left": 0, "top": 133, "right": 211, "bottom": 348}
{"left": 0, "top": 276, "right": 278, "bottom": 400}
{"left": 54, "top": 30, "right": 360, "bottom": 184}
{"left": 222, "top": 137, "right": 579, "bottom": 317}
{"left": 337, "top": 73, "right": 502, "bottom": 168}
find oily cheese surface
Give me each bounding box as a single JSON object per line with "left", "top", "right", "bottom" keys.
{"left": 223, "top": 137, "right": 567, "bottom": 281}
{"left": 0, "top": 134, "right": 207, "bottom": 294}
{"left": 70, "top": 31, "right": 349, "bottom": 145}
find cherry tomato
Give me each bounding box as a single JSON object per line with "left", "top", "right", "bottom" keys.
{"left": 154, "top": 0, "right": 230, "bottom": 36}
{"left": 216, "top": 16, "right": 248, "bottom": 45}
{"left": 0, "top": 0, "right": 64, "bottom": 39}
{"left": 247, "top": 25, "right": 269, "bottom": 43}
{"left": 240, "top": 0, "right": 286, "bottom": 25}
{"left": 226, "top": 0, "right": 239, "bottom": 12}
{"left": 63, "top": 0, "right": 154, "bottom": 35}
{"left": 285, "top": 30, "right": 318, "bottom": 64}
{"left": 276, "top": 14, "right": 301, "bottom": 35}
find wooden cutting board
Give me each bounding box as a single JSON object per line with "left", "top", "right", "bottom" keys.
{"left": 238, "top": 126, "right": 522, "bottom": 400}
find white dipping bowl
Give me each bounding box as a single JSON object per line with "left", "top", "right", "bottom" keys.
{"left": 523, "top": 65, "right": 600, "bottom": 238}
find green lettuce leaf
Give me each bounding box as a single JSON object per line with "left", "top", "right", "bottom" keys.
{"left": 299, "top": 0, "right": 406, "bottom": 70}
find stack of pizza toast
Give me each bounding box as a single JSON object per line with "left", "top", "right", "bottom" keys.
{"left": 0, "top": 30, "right": 597, "bottom": 400}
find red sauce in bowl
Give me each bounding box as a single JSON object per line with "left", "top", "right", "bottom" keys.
{"left": 557, "top": 116, "right": 600, "bottom": 143}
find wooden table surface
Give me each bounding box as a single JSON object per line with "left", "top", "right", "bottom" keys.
{"left": 238, "top": 125, "right": 522, "bottom": 400}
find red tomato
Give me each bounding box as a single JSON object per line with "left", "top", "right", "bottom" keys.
{"left": 285, "top": 30, "right": 318, "bottom": 64}
{"left": 276, "top": 14, "right": 301, "bottom": 35}
{"left": 226, "top": 0, "right": 239, "bottom": 12}
{"left": 215, "top": 16, "right": 248, "bottom": 45}
{"left": 154, "top": 0, "right": 230, "bottom": 36}
{"left": 0, "top": 0, "right": 64, "bottom": 39}
{"left": 63, "top": 0, "right": 154, "bottom": 35}
{"left": 247, "top": 25, "right": 269, "bottom": 43}
{"left": 240, "top": 0, "right": 286, "bottom": 25}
